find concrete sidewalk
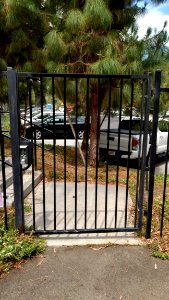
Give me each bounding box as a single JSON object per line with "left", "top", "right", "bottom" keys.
{"left": 1, "top": 245, "right": 169, "bottom": 300}
{"left": 25, "top": 182, "right": 142, "bottom": 246}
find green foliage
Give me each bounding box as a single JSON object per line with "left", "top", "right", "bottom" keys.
{"left": 124, "top": 45, "right": 141, "bottom": 62}
{"left": 1, "top": 113, "right": 10, "bottom": 131}
{"left": 152, "top": 251, "right": 169, "bottom": 260}
{"left": 154, "top": 174, "right": 169, "bottom": 183}
{"left": 87, "top": 35, "right": 112, "bottom": 57}
{"left": 65, "top": 9, "right": 86, "bottom": 34}
{"left": 46, "top": 61, "right": 66, "bottom": 73}
{"left": 124, "top": 60, "right": 142, "bottom": 74}
{"left": 90, "top": 58, "right": 121, "bottom": 74}
{"left": 20, "top": 62, "right": 33, "bottom": 72}
{"left": 0, "top": 58, "right": 7, "bottom": 70}
{"left": 0, "top": 77, "right": 8, "bottom": 103}
{"left": 45, "top": 30, "right": 67, "bottom": 60}
{"left": 1, "top": 0, "right": 169, "bottom": 113}
{"left": 84, "top": 0, "right": 112, "bottom": 30}
{"left": 0, "top": 208, "right": 46, "bottom": 276}
{"left": 0, "top": 228, "right": 46, "bottom": 275}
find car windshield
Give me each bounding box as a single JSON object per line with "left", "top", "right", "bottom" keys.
{"left": 45, "top": 115, "right": 84, "bottom": 124}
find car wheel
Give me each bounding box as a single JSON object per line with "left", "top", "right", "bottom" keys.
{"left": 77, "top": 130, "right": 84, "bottom": 139}
{"left": 35, "top": 130, "right": 42, "bottom": 140}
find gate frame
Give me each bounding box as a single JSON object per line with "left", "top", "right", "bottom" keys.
{"left": 146, "top": 70, "right": 161, "bottom": 238}
{"left": 138, "top": 72, "right": 152, "bottom": 231}
{"left": 6, "top": 68, "right": 153, "bottom": 235}
{"left": 146, "top": 70, "right": 169, "bottom": 238}
{"left": 7, "top": 67, "right": 24, "bottom": 233}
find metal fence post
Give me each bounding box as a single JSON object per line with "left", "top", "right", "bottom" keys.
{"left": 146, "top": 70, "right": 161, "bottom": 239}
{"left": 138, "top": 73, "right": 152, "bottom": 231}
{"left": 7, "top": 67, "right": 24, "bottom": 233}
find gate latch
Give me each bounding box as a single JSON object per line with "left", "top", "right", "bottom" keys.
{"left": 20, "top": 140, "right": 32, "bottom": 170}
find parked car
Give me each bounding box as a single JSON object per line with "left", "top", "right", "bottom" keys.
{"left": 20, "top": 109, "right": 65, "bottom": 126}
{"left": 58, "top": 105, "right": 64, "bottom": 112}
{"left": 99, "top": 117, "right": 169, "bottom": 161}
{"left": 25, "top": 114, "right": 87, "bottom": 140}
{"left": 20, "top": 110, "right": 41, "bottom": 125}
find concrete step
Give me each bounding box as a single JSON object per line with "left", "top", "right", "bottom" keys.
{"left": 22, "top": 170, "right": 42, "bottom": 199}
{"left": 0, "top": 157, "right": 11, "bottom": 171}
{"left": 0, "top": 167, "right": 42, "bottom": 207}
{"left": 0, "top": 165, "right": 13, "bottom": 189}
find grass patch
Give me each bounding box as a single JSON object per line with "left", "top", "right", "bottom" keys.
{"left": 0, "top": 208, "right": 46, "bottom": 277}
{"left": 1, "top": 113, "right": 10, "bottom": 132}
{"left": 24, "top": 202, "right": 32, "bottom": 213}
{"left": 36, "top": 145, "right": 131, "bottom": 184}
{"left": 141, "top": 173, "right": 169, "bottom": 259}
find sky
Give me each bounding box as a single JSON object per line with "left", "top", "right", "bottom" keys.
{"left": 137, "top": 1, "right": 169, "bottom": 41}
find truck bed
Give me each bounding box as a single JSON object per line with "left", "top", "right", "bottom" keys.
{"left": 99, "top": 128, "right": 141, "bottom": 153}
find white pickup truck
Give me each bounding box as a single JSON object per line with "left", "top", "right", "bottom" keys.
{"left": 99, "top": 117, "right": 169, "bottom": 160}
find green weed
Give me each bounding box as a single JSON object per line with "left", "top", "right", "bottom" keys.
{"left": 152, "top": 251, "right": 169, "bottom": 260}
{"left": 0, "top": 208, "right": 46, "bottom": 277}
{"left": 154, "top": 174, "right": 169, "bottom": 183}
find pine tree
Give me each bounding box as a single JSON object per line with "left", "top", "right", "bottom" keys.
{"left": 0, "top": 0, "right": 48, "bottom": 72}
{"left": 44, "top": 0, "right": 169, "bottom": 166}
{"left": 0, "top": 0, "right": 168, "bottom": 164}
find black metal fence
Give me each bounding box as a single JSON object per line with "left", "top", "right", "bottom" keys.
{"left": 0, "top": 72, "right": 12, "bottom": 230}
{"left": 146, "top": 70, "right": 169, "bottom": 238}
{"left": 1, "top": 68, "right": 168, "bottom": 238}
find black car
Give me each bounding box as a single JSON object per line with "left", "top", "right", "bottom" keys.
{"left": 25, "top": 114, "right": 87, "bottom": 140}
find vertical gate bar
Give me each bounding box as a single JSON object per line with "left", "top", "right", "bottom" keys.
{"left": 138, "top": 73, "right": 152, "bottom": 231}
{"left": 104, "top": 78, "right": 112, "bottom": 229}
{"left": 75, "top": 78, "right": 78, "bottom": 229}
{"left": 160, "top": 126, "right": 169, "bottom": 236}
{"left": 52, "top": 76, "right": 56, "bottom": 230}
{"left": 40, "top": 76, "right": 46, "bottom": 230}
{"left": 32, "top": 81, "right": 37, "bottom": 170}
{"left": 7, "top": 68, "right": 24, "bottom": 232}
{"left": 115, "top": 78, "right": 123, "bottom": 228}
{"left": 146, "top": 70, "right": 161, "bottom": 238}
{"left": 28, "top": 78, "right": 36, "bottom": 230}
{"left": 0, "top": 115, "right": 8, "bottom": 229}
{"left": 31, "top": 81, "right": 37, "bottom": 171}
{"left": 85, "top": 78, "right": 89, "bottom": 229}
{"left": 134, "top": 79, "right": 146, "bottom": 227}
{"left": 1, "top": 137, "right": 8, "bottom": 229}
{"left": 64, "top": 77, "right": 67, "bottom": 230}
{"left": 95, "top": 78, "right": 100, "bottom": 229}
{"left": 125, "top": 79, "right": 134, "bottom": 228}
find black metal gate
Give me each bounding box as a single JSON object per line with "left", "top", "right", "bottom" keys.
{"left": 1, "top": 68, "right": 152, "bottom": 235}
{"left": 146, "top": 70, "right": 169, "bottom": 238}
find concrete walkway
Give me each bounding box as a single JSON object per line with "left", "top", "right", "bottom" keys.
{"left": 1, "top": 245, "right": 169, "bottom": 300}
{"left": 25, "top": 182, "right": 142, "bottom": 246}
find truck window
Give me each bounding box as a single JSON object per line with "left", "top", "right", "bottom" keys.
{"left": 119, "top": 120, "right": 143, "bottom": 131}
{"left": 119, "top": 119, "right": 153, "bottom": 132}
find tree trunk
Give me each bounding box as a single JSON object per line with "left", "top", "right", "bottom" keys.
{"left": 89, "top": 83, "right": 99, "bottom": 167}
{"left": 81, "top": 107, "right": 91, "bottom": 151}
{"left": 34, "top": 88, "right": 41, "bottom": 107}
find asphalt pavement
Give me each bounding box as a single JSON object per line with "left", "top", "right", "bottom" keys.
{"left": 1, "top": 245, "right": 169, "bottom": 300}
